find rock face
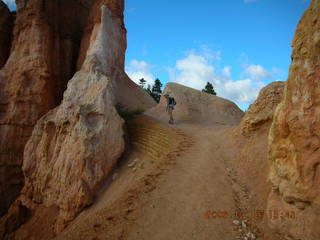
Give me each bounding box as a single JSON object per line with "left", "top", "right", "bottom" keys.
{"left": 76, "top": 0, "right": 155, "bottom": 111}
{"left": 115, "top": 73, "right": 157, "bottom": 111}
{"left": 0, "top": 0, "right": 154, "bottom": 218}
{"left": 268, "top": 1, "right": 320, "bottom": 239}
{"left": 235, "top": 81, "right": 285, "bottom": 198}
{"left": 232, "top": 81, "right": 286, "bottom": 240}
{"left": 239, "top": 81, "right": 284, "bottom": 135}
{"left": 146, "top": 82, "right": 244, "bottom": 125}
{"left": 0, "top": 0, "right": 92, "bottom": 216}
{"left": 15, "top": 0, "right": 27, "bottom": 10}
{"left": 19, "top": 5, "right": 126, "bottom": 233}
{"left": 0, "top": 1, "right": 13, "bottom": 68}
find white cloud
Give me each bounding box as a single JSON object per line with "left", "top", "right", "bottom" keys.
{"left": 244, "top": 64, "right": 271, "bottom": 80}
{"left": 126, "top": 60, "right": 155, "bottom": 86}
{"left": 173, "top": 53, "right": 214, "bottom": 90}
{"left": 223, "top": 78, "right": 262, "bottom": 103}
{"left": 222, "top": 66, "right": 231, "bottom": 78}
{"left": 169, "top": 51, "right": 265, "bottom": 105}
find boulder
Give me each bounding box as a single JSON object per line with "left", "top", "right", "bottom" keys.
{"left": 239, "top": 81, "right": 285, "bottom": 135}
{"left": 268, "top": 0, "right": 320, "bottom": 239}
{"left": 146, "top": 82, "right": 244, "bottom": 125}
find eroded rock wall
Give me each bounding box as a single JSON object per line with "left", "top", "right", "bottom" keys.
{"left": 19, "top": 4, "right": 127, "bottom": 234}
{"left": 239, "top": 81, "right": 284, "bottom": 135}
{"left": 0, "top": 0, "right": 55, "bottom": 216}
{"left": 268, "top": 0, "right": 320, "bottom": 239}
{"left": 232, "top": 81, "right": 286, "bottom": 239}
{"left": 0, "top": 0, "right": 92, "bottom": 216}
{"left": 0, "top": 0, "right": 155, "bottom": 237}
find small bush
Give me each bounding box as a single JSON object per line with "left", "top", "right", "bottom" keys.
{"left": 116, "top": 105, "right": 144, "bottom": 120}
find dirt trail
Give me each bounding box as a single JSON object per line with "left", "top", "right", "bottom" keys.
{"left": 127, "top": 122, "right": 238, "bottom": 240}
{"left": 55, "top": 115, "right": 258, "bottom": 240}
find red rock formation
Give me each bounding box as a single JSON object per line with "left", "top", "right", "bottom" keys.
{"left": 268, "top": 0, "right": 320, "bottom": 239}
{"left": 0, "top": 0, "right": 154, "bottom": 218}
{"left": 0, "top": 0, "right": 93, "bottom": 216}
{"left": 15, "top": 0, "right": 27, "bottom": 10}
{"left": 0, "top": 0, "right": 154, "bottom": 235}
{"left": 239, "top": 81, "right": 284, "bottom": 135}
{"left": 20, "top": 5, "right": 126, "bottom": 233}
{"left": 0, "top": 0, "right": 154, "bottom": 236}
{"left": 232, "top": 81, "right": 285, "bottom": 239}
{"left": 77, "top": 0, "right": 125, "bottom": 70}
{"left": 0, "top": 201, "right": 28, "bottom": 238}
{"left": 0, "top": 1, "right": 13, "bottom": 68}
{"left": 77, "top": 0, "right": 155, "bottom": 111}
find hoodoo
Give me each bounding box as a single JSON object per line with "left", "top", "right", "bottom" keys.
{"left": 0, "top": 0, "right": 155, "bottom": 237}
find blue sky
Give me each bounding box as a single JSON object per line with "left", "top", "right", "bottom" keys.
{"left": 124, "top": 0, "right": 311, "bottom": 110}
{"left": 2, "top": 0, "right": 13, "bottom": 9}
{"left": 3, "top": 0, "right": 311, "bottom": 110}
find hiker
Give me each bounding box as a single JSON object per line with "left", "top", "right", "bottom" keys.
{"left": 164, "top": 93, "right": 176, "bottom": 124}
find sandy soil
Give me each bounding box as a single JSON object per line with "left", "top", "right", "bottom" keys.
{"left": 53, "top": 114, "right": 283, "bottom": 240}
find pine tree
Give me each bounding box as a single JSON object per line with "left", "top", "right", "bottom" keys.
{"left": 146, "top": 84, "right": 152, "bottom": 95}
{"left": 139, "top": 78, "right": 147, "bottom": 88}
{"left": 151, "top": 78, "right": 163, "bottom": 103}
{"left": 202, "top": 82, "right": 217, "bottom": 95}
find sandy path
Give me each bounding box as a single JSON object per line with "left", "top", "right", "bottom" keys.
{"left": 126, "top": 123, "right": 238, "bottom": 240}
{"left": 56, "top": 116, "right": 255, "bottom": 240}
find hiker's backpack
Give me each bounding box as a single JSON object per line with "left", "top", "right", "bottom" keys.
{"left": 169, "top": 97, "right": 177, "bottom": 106}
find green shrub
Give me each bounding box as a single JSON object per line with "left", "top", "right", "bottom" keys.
{"left": 116, "top": 105, "right": 144, "bottom": 120}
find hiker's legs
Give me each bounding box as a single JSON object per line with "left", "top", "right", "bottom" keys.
{"left": 168, "top": 108, "right": 174, "bottom": 123}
